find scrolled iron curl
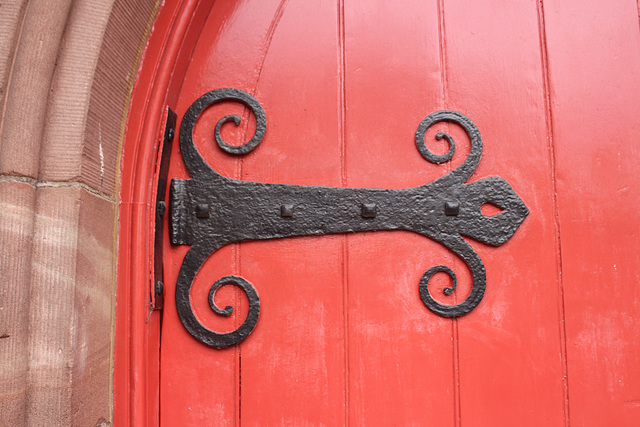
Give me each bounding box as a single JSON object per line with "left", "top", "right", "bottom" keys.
{"left": 179, "top": 88, "right": 267, "bottom": 179}
{"left": 211, "top": 91, "right": 266, "bottom": 155}
{"left": 175, "top": 89, "right": 267, "bottom": 348}
{"left": 414, "top": 112, "right": 486, "bottom": 317}
{"left": 175, "top": 244, "right": 261, "bottom": 348}
{"left": 417, "top": 237, "right": 486, "bottom": 318}
{"left": 208, "top": 275, "right": 259, "bottom": 318}
{"left": 419, "top": 265, "right": 458, "bottom": 310}
{"left": 415, "top": 110, "right": 483, "bottom": 183}
{"left": 417, "top": 131, "right": 456, "bottom": 164}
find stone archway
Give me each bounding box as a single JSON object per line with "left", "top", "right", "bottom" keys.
{"left": 0, "top": 0, "right": 158, "bottom": 425}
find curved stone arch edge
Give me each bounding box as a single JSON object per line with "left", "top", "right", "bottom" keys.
{"left": 0, "top": 0, "right": 161, "bottom": 426}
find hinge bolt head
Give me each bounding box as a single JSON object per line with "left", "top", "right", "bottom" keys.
{"left": 280, "top": 204, "right": 294, "bottom": 217}
{"left": 445, "top": 201, "right": 460, "bottom": 216}
{"left": 155, "top": 281, "right": 164, "bottom": 296}
{"left": 196, "top": 203, "right": 210, "bottom": 218}
{"left": 361, "top": 203, "right": 377, "bottom": 218}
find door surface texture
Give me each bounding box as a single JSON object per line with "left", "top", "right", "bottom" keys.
{"left": 153, "top": 0, "right": 640, "bottom": 425}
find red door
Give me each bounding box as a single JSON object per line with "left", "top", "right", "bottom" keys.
{"left": 144, "top": 0, "right": 640, "bottom": 425}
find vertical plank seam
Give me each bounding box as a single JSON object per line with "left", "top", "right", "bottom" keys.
{"left": 254, "top": 0, "right": 288, "bottom": 87}
{"left": 337, "top": 0, "right": 350, "bottom": 424}
{"left": 637, "top": 0, "right": 640, "bottom": 35}
{"left": 239, "top": 0, "right": 288, "bottom": 165}
{"left": 437, "top": 0, "right": 449, "bottom": 106}
{"left": 437, "top": 1, "right": 461, "bottom": 425}
{"left": 235, "top": 3, "right": 289, "bottom": 424}
{"left": 235, "top": 314, "right": 241, "bottom": 427}
{"left": 536, "top": 1, "right": 571, "bottom": 426}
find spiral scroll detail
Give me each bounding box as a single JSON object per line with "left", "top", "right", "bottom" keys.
{"left": 418, "top": 235, "right": 486, "bottom": 317}
{"left": 179, "top": 88, "right": 267, "bottom": 178}
{"left": 176, "top": 245, "right": 260, "bottom": 348}
{"left": 415, "top": 110, "right": 483, "bottom": 182}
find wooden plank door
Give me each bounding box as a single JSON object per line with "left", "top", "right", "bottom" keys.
{"left": 157, "top": 0, "right": 640, "bottom": 425}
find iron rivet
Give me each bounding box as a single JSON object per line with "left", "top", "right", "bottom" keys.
{"left": 445, "top": 201, "right": 459, "bottom": 216}
{"left": 280, "top": 204, "right": 294, "bottom": 217}
{"left": 157, "top": 201, "right": 166, "bottom": 216}
{"left": 168, "top": 128, "right": 175, "bottom": 142}
{"left": 195, "top": 203, "right": 210, "bottom": 219}
{"left": 155, "top": 281, "right": 164, "bottom": 296}
{"left": 361, "top": 203, "right": 377, "bottom": 218}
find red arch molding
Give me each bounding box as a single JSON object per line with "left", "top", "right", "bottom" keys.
{"left": 114, "top": 0, "right": 212, "bottom": 424}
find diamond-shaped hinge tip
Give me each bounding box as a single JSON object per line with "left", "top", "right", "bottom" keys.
{"left": 361, "top": 203, "right": 377, "bottom": 218}
{"left": 280, "top": 204, "right": 294, "bottom": 217}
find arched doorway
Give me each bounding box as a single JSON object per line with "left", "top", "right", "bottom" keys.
{"left": 117, "top": 0, "right": 640, "bottom": 425}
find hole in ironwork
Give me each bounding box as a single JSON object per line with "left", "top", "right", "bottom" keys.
{"left": 480, "top": 202, "right": 504, "bottom": 217}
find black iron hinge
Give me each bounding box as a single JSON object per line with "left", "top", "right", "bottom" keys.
{"left": 152, "top": 106, "right": 176, "bottom": 311}
{"left": 169, "top": 89, "right": 529, "bottom": 348}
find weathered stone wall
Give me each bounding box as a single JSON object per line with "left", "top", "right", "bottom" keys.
{"left": 0, "top": 0, "right": 158, "bottom": 424}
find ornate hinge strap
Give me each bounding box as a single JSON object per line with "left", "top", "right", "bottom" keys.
{"left": 169, "top": 88, "right": 529, "bottom": 348}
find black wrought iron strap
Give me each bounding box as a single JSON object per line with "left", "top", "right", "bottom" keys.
{"left": 169, "top": 88, "right": 529, "bottom": 348}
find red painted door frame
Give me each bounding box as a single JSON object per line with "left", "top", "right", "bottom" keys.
{"left": 114, "top": 1, "right": 211, "bottom": 424}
